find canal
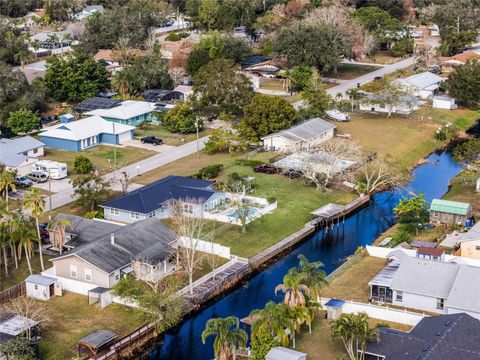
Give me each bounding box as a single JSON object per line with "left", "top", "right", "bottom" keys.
{"left": 155, "top": 152, "right": 462, "bottom": 359}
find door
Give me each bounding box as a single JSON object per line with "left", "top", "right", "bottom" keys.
{"left": 118, "top": 131, "right": 131, "bottom": 144}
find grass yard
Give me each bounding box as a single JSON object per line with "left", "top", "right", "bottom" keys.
{"left": 375, "top": 223, "right": 447, "bottom": 249}
{"left": 0, "top": 254, "right": 53, "bottom": 291}
{"left": 134, "top": 125, "right": 214, "bottom": 146}
{"left": 322, "top": 255, "right": 388, "bottom": 302}
{"left": 336, "top": 112, "right": 441, "bottom": 169}
{"left": 39, "top": 292, "right": 144, "bottom": 360}
{"left": 259, "top": 78, "right": 287, "bottom": 91}
{"left": 415, "top": 107, "right": 479, "bottom": 131}
{"left": 43, "top": 145, "right": 156, "bottom": 175}
{"left": 323, "top": 63, "right": 381, "bottom": 80}
{"left": 360, "top": 51, "right": 403, "bottom": 65}
{"left": 295, "top": 317, "right": 412, "bottom": 360}
{"left": 443, "top": 170, "right": 480, "bottom": 215}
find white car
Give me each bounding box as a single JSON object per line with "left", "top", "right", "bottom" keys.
{"left": 325, "top": 109, "right": 350, "bottom": 122}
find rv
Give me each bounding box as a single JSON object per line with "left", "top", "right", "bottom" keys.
{"left": 32, "top": 160, "right": 68, "bottom": 180}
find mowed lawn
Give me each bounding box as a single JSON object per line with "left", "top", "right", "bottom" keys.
{"left": 415, "top": 107, "right": 479, "bottom": 131}
{"left": 336, "top": 113, "right": 441, "bottom": 169}
{"left": 0, "top": 254, "right": 53, "bottom": 291}
{"left": 135, "top": 124, "right": 214, "bottom": 146}
{"left": 323, "top": 63, "right": 381, "bottom": 80}
{"left": 44, "top": 145, "right": 156, "bottom": 175}
{"left": 39, "top": 292, "right": 144, "bottom": 360}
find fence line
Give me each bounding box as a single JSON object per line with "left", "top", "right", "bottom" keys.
{"left": 0, "top": 282, "right": 26, "bottom": 305}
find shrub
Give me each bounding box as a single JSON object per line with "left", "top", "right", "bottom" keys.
{"left": 73, "top": 155, "right": 93, "bottom": 174}
{"left": 234, "top": 158, "right": 263, "bottom": 167}
{"left": 389, "top": 231, "right": 412, "bottom": 247}
{"left": 453, "top": 138, "right": 480, "bottom": 162}
{"left": 195, "top": 164, "right": 223, "bottom": 179}
{"left": 85, "top": 210, "right": 104, "bottom": 219}
{"left": 267, "top": 196, "right": 277, "bottom": 204}
{"left": 165, "top": 33, "right": 182, "bottom": 41}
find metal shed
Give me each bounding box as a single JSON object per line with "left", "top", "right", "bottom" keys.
{"left": 88, "top": 287, "right": 112, "bottom": 308}
{"left": 25, "top": 274, "right": 60, "bottom": 301}
{"left": 266, "top": 347, "right": 307, "bottom": 360}
{"left": 324, "top": 298, "right": 346, "bottom": 320}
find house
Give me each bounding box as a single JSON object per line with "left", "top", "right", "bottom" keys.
{"left": 244, "top": 58, "right": 288, "bottom": 77}
{"left": 363, "top": 313, "right": 480, "bottom": 360}
{"left": 93, "top": 49, "right": 123, "bottom": 74}
{"left": 369, "top": 256, "right": 480, "bottom": 319}
{"left": 174, "top": 85, "right": 194, "bottom": 101}
{"left": 394, "top": 71, "right": 443, "bottom": 99}
{"left": 433, "top": 95, "right": 457, "bottom": 110}
{"left": 429, "top": 199, "right": 472, "bottom": 224}
{"left": 261, "top": 118, "right": 336, "bottom": 153}
{"left": 0, "top": 136, "right": 45, "bottom": 175}
{"left": 85, "top": 100, "right": 157, "bottom": 126}
{"left": 75, "top": 97, "right": 122, "bottom": 113}
{"left": 142, "top": 89, "right": 185, "bottom": 103}
{"left": 456, "top": 221, "right": 480, "bottom": 260}
{"left": 359, "top": 94, "right": 420, "bottom": 115}
{"left": 74, "top": 5, "right": 104, "bottom": 20}
{"left": 47, "top": 217, "right": 177, "bottom": 294}
{"left": 101, "top": 175, "right": 225, "bottom": 223}
{"left": 440, "top": 50, "right": 480, "bottom": 74}
{"left": 30, "top": 30, "right": 75, "bottom": 51}
{"left": 39, "top": 115, "right": 135, "bottom": 151}
{"left": 25, "top": 274, "right": 61, "bottom": 301}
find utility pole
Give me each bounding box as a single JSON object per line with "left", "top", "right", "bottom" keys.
{"left": 112, "top": 122, "right": 117, "bottom": 166}
{"left": 48, "top": 169, "right": 52, "bottom": 211}
{"left": 195, "top": 119, "right": 199, "bottom": 159}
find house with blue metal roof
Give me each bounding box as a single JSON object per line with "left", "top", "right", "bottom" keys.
{"left": 100, "top": 175, "right": 226, "bottom": 223}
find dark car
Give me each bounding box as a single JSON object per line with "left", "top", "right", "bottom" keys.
{"left": 253, "top": 164, "right": 278, "bottom": 174}
{"left": 15, "top": 176, "right": 33, "bottom": 188}
{"left": 282, "top": 169, "right": 301, "bottom": 179}
{"left": 141, "top": 136, "right": 163, "bottom": 146}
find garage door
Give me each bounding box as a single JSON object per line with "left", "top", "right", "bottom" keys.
{"left": 118, "top": 131, "right": 132, "bottom": 144}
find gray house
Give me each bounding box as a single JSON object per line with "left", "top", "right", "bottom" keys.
{"left": 101, "top": 175, "right": 226, "bottom": 223}
{"left": 0, "top": 136, "right": 45, "bottom": 175}
{"left": 49, "top": 217, "right": 177, "bottom": 292}
{"left": 369, "top": 257, "right": 480, "bottom": 319}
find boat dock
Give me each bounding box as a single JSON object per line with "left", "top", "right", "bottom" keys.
{"left": 310, "top": 195, "right": 371, "bottom": 227}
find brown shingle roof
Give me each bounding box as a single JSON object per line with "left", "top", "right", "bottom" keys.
{"left": 417, "top": 246, "right": 444, "bottom": 257}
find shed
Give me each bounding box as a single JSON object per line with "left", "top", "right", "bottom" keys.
{"left": 433, "top": 96, "right": 457, "bottom": 110}
{"left": 266, "top": 347, "right": 307, "bottom": 360}
{"left": 25, "top": 274, "right": 60, "bottom": 301}
{"left": 429, "top": 199, "right": 472, "bottom": 225}
{"left": 77, "top": 330, "right": 117, "bottom": 358}
{"left": 324, "top": 298, "right": 346, "bottom": 320}
{"left": 88, "top": 287, "right": 112, "bottom": 308}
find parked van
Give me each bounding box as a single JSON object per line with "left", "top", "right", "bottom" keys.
{"left": 32, "top": 160, "right": 68, "bottom": 180}
{"left": 27, "top": 172, "right": 49, "bottom": 183}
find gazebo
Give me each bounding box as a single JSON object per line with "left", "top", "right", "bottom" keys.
{"left": 77, "top": 330, "right": 117, "bottom": 359}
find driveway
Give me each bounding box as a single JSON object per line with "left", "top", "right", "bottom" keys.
{"left": 122, "top": 139, "right": 175, "bottom": 153}
{"left": 44, "top": 136, "right": 210, "bottom": 211}
{"left": 33, "top": 178, "right": 72, "bottom": 193}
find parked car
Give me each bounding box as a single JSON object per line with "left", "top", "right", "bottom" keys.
{"left": 141, "top": 136, "right": 163, "bottom": 146}
{"left": 282, "top": 169, "right": 302, "bottom": 179}
{"left": 326, "top": 109, "right": 350, "bottom": 122}
{"left": 39, "top": 223, "right": 50, "bottom": 243}
{"left": 15, "top": 176, "right": 33, "bottom": 188}
{"left": 253, "top": 164, "right": 278, "bottom": 174}
{"left": 27, "top": 172, "right": 49, "bottom": 183}
{"left": 373, "top": 76, "right": 383, "bottom": 81}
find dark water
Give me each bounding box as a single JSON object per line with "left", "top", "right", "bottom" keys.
{"left": 154, "top": 152, "right": 461, "bottom": 360}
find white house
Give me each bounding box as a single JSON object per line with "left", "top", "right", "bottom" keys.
{"left": 359, "top": 94, "right": 420, "bottom": 115}
{"left": 74, "top": 5, "right": 104, "bottom": 20}
{"left": 369, "top": 257, "right": 480, "bottom": 319}
{"left": 261, "top": 118, "right": 336, "bottom": 153}
{"left": 394, "top": 71, "right": 443, "bottom": 99}
{"left": 85, "top": 100, "right": 157, "bottom": 126}
{"left": 0, "top": 136, "right": 45, "bottom": 175}
{"left": 433, "top": 96, "right": 457, "bottom": 110}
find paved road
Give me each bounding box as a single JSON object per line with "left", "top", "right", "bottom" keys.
{"left": 44, "top": 136, "right": 209, "bottom": 212}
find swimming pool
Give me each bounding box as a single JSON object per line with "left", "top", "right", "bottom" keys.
{"left": 227, "top": 207, "right": 258, "bottom": 219}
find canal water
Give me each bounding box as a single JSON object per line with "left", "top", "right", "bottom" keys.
{"left": 154, "top": 152, "right": 462, "bottom": 360}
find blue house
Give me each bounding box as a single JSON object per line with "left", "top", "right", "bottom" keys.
{"left": 101, "top": 175, "right": 226, "bottom": 223}
{"left": 40, "top": 115, "right": 135, "bottom": 151}
{"left": 85, "top": 100, "right": 157, "bottom": 126}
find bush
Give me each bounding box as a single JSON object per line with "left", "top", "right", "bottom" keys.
{"left": 453, "top": 138, "right": 480, "bottom": 162}
{"left": 163, "top": 103, "right": 202, "bottom": 133}
{"left": 267, "top": 196, "right": 277, "bottom": 204}
{"left": 234, "top": 158, "right": 263, "bottom": 167}
{"left": 165, "top": 33, "right": 182, "bottom": 41}
{"left": 389, "top": 231, "right": 412, "bottom": 247}
{"left": 73, "top": 155, "right": 93, "bottom": 174}
{"left": 389, "top": 38, "right": 413, "bottom": 57}
{"left": 194, "top": 164, "right": 223, "bottom": 179}
{"left": 85, "top": 210, "right": 104, "bottom": 219}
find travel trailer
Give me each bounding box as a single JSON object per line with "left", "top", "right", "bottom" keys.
{"left": 32, "top": 160, "right": 68, "bottom": 179}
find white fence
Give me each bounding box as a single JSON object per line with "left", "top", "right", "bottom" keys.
{"left": 41, "top": 268, "right": 98, "bottom": 295}
{"left": 204, "top": 201, "right": 277, "bottom": 226}
{"left": 366, "top": 245, "right": 480, "bottom": 268}
{"left": 320, "top": 297, "right": 426, "bottom": 326}
{"left": 177, "top": 237, "right": 231, "bottom": 259}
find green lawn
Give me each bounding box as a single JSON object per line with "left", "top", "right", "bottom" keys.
{"left": 443, "top": 170, "right": 480, "bottom": 216}
{"left": 415, "top": 107, "right": 479, "bottom": 130}
{"left": 0, "top": 253, "right": 53, "bottom": 291}
{"left": 43, "top": 145, "right": 156, "bottom": 175}
{"left": 323, "top": 63, "right": 381, "bottom": 80}
{"left": 134, "top": 124, "right": 214, "bottom": 146}
{"left": 39, "top": 292, "right": 144, "bottom": 360}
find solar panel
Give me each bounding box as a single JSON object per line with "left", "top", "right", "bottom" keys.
{"left": 142, "top": 89, "right": 172, "bottom": 102}
{"left": 75, "top": 97, "right": 121, "bottom": 112}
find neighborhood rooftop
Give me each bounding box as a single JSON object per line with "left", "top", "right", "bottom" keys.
{"left": 75, "top": 97, "right": 122, "bottom": 113}
{"left": 395, "top": 71, "right": 443, "bottom": 89}
{"left": 262, "top": 118, "right": 336, "bottom": 142}
{"left": 101, "top": 175, "right": 216, "bottom": 214}
{"left": 0, "top": 136, "right": 44, "bottom": 154}
{"left": 429, "top": 199, "right": 471, "bottom": 216}
{"left": 85, "top": 100, "right": 156, "bottom": 120}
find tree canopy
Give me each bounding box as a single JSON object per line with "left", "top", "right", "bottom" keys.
{"left": 448, "top": 60, "right": 480, "bottom": 107}
{"left": 162, "top": 103, "right": 202, "bottom": 133}
{"left": 7, "top": 109, "right": 40, "bottom": 134}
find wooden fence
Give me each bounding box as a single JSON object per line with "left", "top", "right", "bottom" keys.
{"left": 0, "top": 282, "right": 25, "bottom": 305}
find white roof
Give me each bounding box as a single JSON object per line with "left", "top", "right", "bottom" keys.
{"left": 0, "top": 314, "right": 38, "bottom": 336}
{"left": 262, "top": 118, "right": 336, "bottom": 143}
{"left": 0, "top": 136, "right": 44, "bottom": 154}
{"left": 40, "top": 116, "right": 134, "bottom": 141}
{"left": 266, "top": 347, "right": 306, "bottom": 360}
{"left": 85, "top": 101, "right": 155, "bottom": 120}
{"left": 395, "top": 72, "right": 443, "bottom": 90}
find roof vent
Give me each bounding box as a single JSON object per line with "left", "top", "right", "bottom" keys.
{"left": 445, "top": 320, "right": 452, "bottom": 326}
{"left": 423, "top": 344, "right": 432, "bottom": 352}
{"left": 436, "top": 330, "right": 443, "bottom": 336}
{"left": 110, "top": 233, "right": 115, "bottom": 245}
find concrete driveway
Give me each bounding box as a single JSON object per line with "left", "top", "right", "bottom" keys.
{"left": 33, "top": 178, "right": 72, "bottom": 193}
{"left": 122, "top": 139, "right": 175, "bottom": 153}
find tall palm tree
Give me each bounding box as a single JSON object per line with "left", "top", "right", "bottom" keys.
{"left": 250, "top": 301, "right": 292, "bottom": 347}
{"left": 0, "top": 171, "right": 16, "bottom": 211}
{"left": 47, "top": 217, "right": 72, "bottom": 255}
{"left": 14, "top": 223, "right": 37, "bottom": 275}
{"left": 23, "top": 189, "right": 46, "bottom": 271}
{"left": 275, "top": 272, "right": 311, "bottom": 308}
{"left": 8, "top": 213, "right": 21, "bottom": 269}
{"left": 0, "top": 222, "right": 9, "bottom": 276}
{"left": 201, "top": 316, "right": 247, "bottom": 360}
{"left": 291, "top": 254, "right": 328, "bottom": 301}
{"left": 357, "top": 313, "right": 380, "bottom": 360}
{"left": 112, "top": 70, "right": 132, "bottom": 100}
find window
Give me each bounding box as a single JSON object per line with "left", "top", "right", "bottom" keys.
{"left": 130, "top": 212, "right": 141, "bottom": 219}
{"left": 34, "top": 285, "right": 38, "bottom": 290}
{"left": 114, "top": 273, "right": 120, "bottom": 281}
{"left": 396, "top": 291, "right": 403, "bottom": 302}
{"left": 33, "top": 148, "right": 38, "bottom": 154}
{"left": 23, "top": 152, "right": 28, "bottom": 156}
{"left": 182, "top": 203, "right": 193, "bottom": 214}
{"left": 70, "top": 264, "right": 77, "bottom": 278}
{"left": 85, "top": 268, "right": 92, "bottom": 281}
{"left": 476, "top": 246, "right": 480, "bottom": 251}
{"left": 437, "top": 298, "right": 444, "bottom": 310}
{"left": 110, "top": 208, "right": 119, "bottom": 216}
{"left": 148, "top": 211, "right": 156, "bottom": 218}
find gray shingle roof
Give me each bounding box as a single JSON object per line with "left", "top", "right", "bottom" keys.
{"left": 51, "top": 217, "right": 176, "bottom": 273}
{"left": 25, "top": 274, "right": 56, "bottom": 286}
{"left": 262, "top": 118, "right": 336, "bottom": 143}
{"left": 445, "top": 265, "right": 480, "bottom": 313}
{"left": 0, "top": 136, "right": 44, "bottom": 154}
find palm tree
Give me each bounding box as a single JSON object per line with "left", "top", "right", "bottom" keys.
{"left": 0, "top": 222, "right": 9, "bottom": 276}
{"left": 14, "top": 223, "right": 37, "bottom": 275}
{"left": 47, "top": 217, "right": 72, "bottom": 254}
{"left": 0, "top": 171, "right": 16, "bottom": 211}
{"left": 291, "top": 254, "right": 328, "bottom": 301}
{"left": 8, "top": 213, "right": 21, "bottom": 269}
{"left": 275, "top": 272, "right": 311, "bottom": 308}
{"left": 201, "top": 316, "right": 247, "bottom": 360}
{"left": 357, "top": 313, "right": 380, "bottom": 360}
{"left": 112, "top": 70, "right": 131, "bottom": 100}
{"left": 23, "top": 189, "right": 46, "bottom": 271}
{"left": 250, "top": 301, "right": 292, "bottom": 347}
